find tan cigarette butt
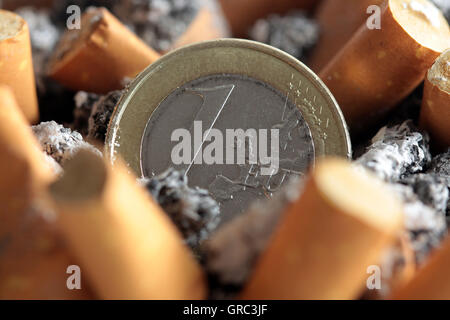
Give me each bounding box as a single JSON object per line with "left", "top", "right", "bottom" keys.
{"left": 319, "top": 0, "right": 450, "bottom": 134}
{"left": 420, "top": 49, "right": 450, "bottom": 150}
{"left": 219, "top": 0, "right": 317, "bottom": 37}
{"left": 0, "top": 86, "right": 92, "bottom": 299}
{"left": 49, "top": 150, "right": 206, "bottom": 300}
{"left": 392, "top": 235, "right": 450, "bottom": 299}
{"left": 0, "top": 207, "right": 95, "bottom": 299}
{"left": 241, "top": 158, "right": 403, "bottom": 300}
{"left": 47, "top": 7, "right": 160, "bottom": 94}
{"left": 309, "top": 0, "right": 385, "bottom": 73}
{"left": 173, "top": 7, "right": 229, "bottom": 50}
{"left": 0, "top": 10, "right": 39, "bottom": 123}
{"left": 0, "top": 86, "right": 53, "bottom": 215}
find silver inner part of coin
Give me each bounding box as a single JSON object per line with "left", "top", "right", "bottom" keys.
{"left": 141, "top": 74, "right": 315, "bottom": 223}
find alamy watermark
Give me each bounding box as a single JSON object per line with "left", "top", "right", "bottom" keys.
{"left": 171, "top": 121, "right": 280, "bottom": 176}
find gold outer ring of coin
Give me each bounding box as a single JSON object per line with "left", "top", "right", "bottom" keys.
{"left": 105, "top": 39, "right": 352, "bottom": 175}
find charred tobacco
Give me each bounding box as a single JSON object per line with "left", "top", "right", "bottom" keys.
{"left": 356, "top": 121, "right": 432, "bottom": 182}
{"left": 141, "top": 168, "right": 221, "bottom": 251}
{"left": 249, "top": 10, "right": 319, "bottom": 62}
{"left": 73, "top": 91, "right": 101, "bottom": 136}
{"left": 112, "top": 0, "right": 201, "bottom": 52}
{"left": 87, "top": 90, "right": 123, "bottom": 142}
{"left": 203, "top": 178, "right": 303, "bottom": 299}
{"left": 391, "top": 183, "right": 447, "bottom": 263}
{"left": 32, "top": 121, "right": 101, "bottom": 166}
{"left": 400, "top": 173, "right": 449, "bottom": 215}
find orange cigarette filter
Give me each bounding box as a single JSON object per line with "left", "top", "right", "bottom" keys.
{"left": 219, "top": 0, "right": 317, "bottom": 37}
{"left": 392, "top": 235, "right": 450, "bottom": 299}
{"left": 0, "top": 86, "right": 53, "bottom": 215}
{"left": 47, "top": 7, "right": 160, "bottom": 94}
{"left": 0, "top": 10, "right": 39, "bottom": 123}
{"left": 0, "top": 86, "right": 92, "bottom": 299}
{"left": 320, "top": 0, "right": 450, "bottom": 134}
{"left": 309, "top": 0, "right": 385, "bottom": 73}
{"left": 49, "top": 150, "right": 206, "bottom": 300}
{"left": 241, "top": 158, "right": 403, "bottom": 300}
{"left": 420, "top": 49, "right": 450, "bottom": 150}
{"left": 0, "top": 203, "right": 94, "bottom": 299}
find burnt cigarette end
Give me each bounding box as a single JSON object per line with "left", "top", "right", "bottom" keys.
{"left": 141, "top": 168, "right": 220, "bottom": 251}
{"left": 203, "top": 178, "right": 303, "bottom": 299}
{"left": 73, "top": 91, "right": 101, "bottom": 136}
{"left": 32, "top": 121, "right": 102, "bottom": 166}
{"left": 113, "top": 0, "right": 201, "bottom": 52}
{"left": 87, "top": 90, "right": 123, "bottom": 142}
{"left": 356, "top": 121, "right": 432, "bottom": 182}
{"left": 249, "top": 10, "right": 319, "bottom": 62}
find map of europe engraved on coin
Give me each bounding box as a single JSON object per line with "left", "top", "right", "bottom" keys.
{"left": 141, "top": 74, "right": 315, "bottom": 223}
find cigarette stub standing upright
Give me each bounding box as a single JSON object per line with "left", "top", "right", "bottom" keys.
{"left": 47, "top": 7, "right": 160, "bottom": 94}
{"left": 420, "top": 49, "right": 450, "bottom": 150}
{"left": 309, "top": 0, "right": 385, "bottom": 72}
{"left": 241, "top": 159, "right": 403, "bottom": 300}
{"left": 392, "top": 236, "right": 450, "bottom": 299}
{"left": 0, "top": 10, "right": 38, "bottom": 123}
{"left": 49, "top": 150, "right": 206, "bottom": 300}
{"left": 320, "top": 0, "right": 450, "bottom": 133}
{"left": 0, "top": 86, "right": 53, "bottom": 215}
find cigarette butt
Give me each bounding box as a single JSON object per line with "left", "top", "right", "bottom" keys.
{"left": 319, "top": 0, "right": 450, "bottom": 134}
{"left": 0, "top": 207, "right": 94, "bottom": 299}
{"left": 47, "top": 7, "right": 160, "bottom": 94}
{"left": 0, "top": 86, "right": 91, "bottom": 299}
{"left": 172, "top": 7, "right": 228, "bottom": 50}
{"left": 309, "top": 0, "right": 385, "bottom": 73}
{"left": 49, "top": 150, "right": 206, "bottom": 300}
{"left": 0, "top": 10, "right": 39, "bottom": 123}
{"left": 392, "top": 236, "right": 450, "bottom": 299}
{"left": 419, "top": 49, "right": 450, "bottom": 150}
{"left": 219, "top": 0, "right": 317, "bottom": 37}
{"left": 241, "top": 158, "right": 403, "bottom": 300}
{"left": 0, "top": 86, "right": 53, "bottom": 215}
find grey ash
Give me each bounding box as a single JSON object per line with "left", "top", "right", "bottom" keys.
{"left": 203, "top": 178, "right": 303, "bottom": 299}
{"left": 32, "top": 121, "right": 101, "bottom": 166}
{"left": 141, "top": 168, "right": 220, "bottom": 251}
{"left": 355, "top": 121, "right": 431, "bottom": 182}
{"left": 357, "top": 122, "right": 449, "bottom": 265}
{"left": 249, "top": 10, "right": 319, "bottom": 62}
{"left": 112, "top": 0, "right": 201, "bottom": 52}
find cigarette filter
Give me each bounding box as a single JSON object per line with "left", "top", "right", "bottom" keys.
{"left": 309, "top": 0, "right": 385, "bottom": 72}
{"left": 420, "top": 49, "right": 450, "bottom": 150}
{"left": 0, "top": 10, "right": 38, "bottom": 123}
{"left": 241, "top": 158, "right": 403, "bottom": 300}
{"left": 0, "top": 205, "right": 94, "bottom": 299}
{"left": 219, "top": 0, "right": 317, "bottom": 37}
{"left": 49, "top": 150, "right": 206, "bottom": 300}
{"left": 392, "top": 235, "right": 450, "bottom": 299}
{"left": 0, "top": 86, "right": 91, "bottom": 299}
{"left": 47, "top": 7, "right": 160, "bottom": 94}
{"left": 0, "top": 86, "right": 53, "bottom": 215}
{"left": 319, "top": 0, "right": 450, "bottom": 134}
